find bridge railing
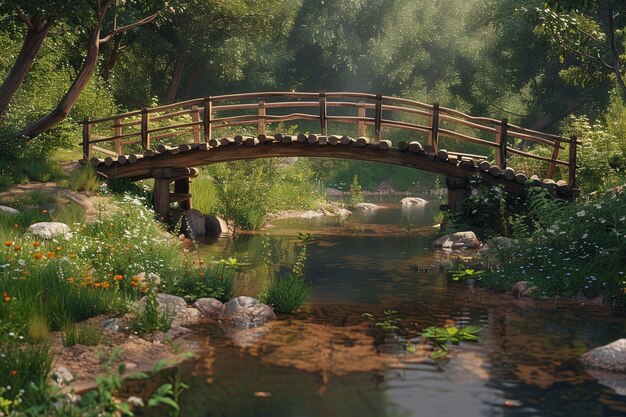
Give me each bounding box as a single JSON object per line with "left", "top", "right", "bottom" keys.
{"left": 82, "top": 91, "right": 579, "bottom": 187}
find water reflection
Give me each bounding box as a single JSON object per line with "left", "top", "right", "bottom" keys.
{"left": 165, "top": 196, "right": 626, "bottom": 417}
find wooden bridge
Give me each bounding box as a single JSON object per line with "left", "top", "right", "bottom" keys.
{"left": 81, "top": 91, "right": 579, "bottom": 219}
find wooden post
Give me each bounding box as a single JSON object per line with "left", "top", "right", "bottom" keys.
{"left": 568, "top": 136, "right": 577, "bottom": 189}
{"left": 258, "top": 101, "right": 266, "bottom": 136}
{"left": 82, "top": 117, "right": 92, "bottom": 160}
{"left": 153, "top": 178, "right": 171, "bottom": 222}
{"left": 357, "top": 101, "right": 366, "bottom": 137}
{"left": 428, "top": 102, "right": 439, "bottom": 152}
{"left": 374, "top": 94, "right": 382, "bottom": 144}
{"left": 203, "top": 96, "right": 212, "bottom": 142}
{"left": 113, "top": 117, "right": 122, "bottom": 155}
{"left": 141, "top": 108, "right": 150, "bottom": 150}
{"left": 319, "top": 91, "right": 327, "bottom": 136}
{"left": 191, "top": 105, "right": 200, "bottom": 143}
{"left": 173, "top": 177, "right": 191, "bottom": 210}
{"left": 495, "top": 118, "right": 508, "bottom": 169}
{"left": 546, "top": 141, "right": 560, "bottom": 179}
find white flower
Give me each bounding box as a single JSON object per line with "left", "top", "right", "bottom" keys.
{"left": 577, "top": 210, "right": 586, "bottom": 217}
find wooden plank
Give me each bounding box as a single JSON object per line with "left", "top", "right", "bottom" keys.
{"left": 203, "top": 97, "right": 212, "bottom": 142}
{"left": 428, "top": 102, "right": 439, "bottom": 151}
{"left": 358, "top": 102, "right": 366, "bottom": 137}
{"left": 141, "top": 108, "right": 150, "bottom": 150}
{"left": 113, "top": 117, "right": 122, "bottom": 155}
{"left": 91, "top": 145, "right": 118, "bottom": 157}
{"left": 258, "top": 101, "right": 266, "bottom": 136}
{"left": 569, "top": 136, "right": 577, "bottom": 188}
{"left": 82, "top": 117, "right": 92, "bottom": 160}
{"left": 374, "top": 94, "right": 382, "bottom": 143}
{"left": 506, "top": 147, "right": 569, "bottom": 166}
{"left": 495, "top": 118, "right": 508, "bottom": 169}
{"left": 191, "top": 105, "right": 200, "bottom": 143}
{"left": 319, "top": 91, "right": 327, "bottom": 136}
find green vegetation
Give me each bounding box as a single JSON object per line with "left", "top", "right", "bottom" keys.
{"left": 170, "top": 259, "right": 236, "bottom": 303}
{"left": 348, "top": 175, "right": 364, "bottom": 208}
{"left": 61, "top": 322, "right": 102, "bottom": 347}
{"left": 68, "top": 164, "right": 100, "bottom": 192}
{"left": 133, "top": 286, "right": 172, "bottom": 335}
{"left": 422, "top": 326, "right": 482, "bottom": 360}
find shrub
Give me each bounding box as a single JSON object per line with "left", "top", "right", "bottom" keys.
{"left": 171, "top": 261, "right": 235, "bottom": 303}
{"left": 261, "top": 272, "right": 312, "bottom": 313}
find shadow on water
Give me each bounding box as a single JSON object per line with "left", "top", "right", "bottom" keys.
{"left": 140, "top": 195, "right": 626, "bottom": 417}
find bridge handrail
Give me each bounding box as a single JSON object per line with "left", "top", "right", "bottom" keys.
{"left": 82, "top": 91, "right": 578, "bottom": 188}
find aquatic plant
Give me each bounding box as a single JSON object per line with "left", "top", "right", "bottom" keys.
{"left": 450, "top": 269, "right": 484, "bottom": 281}
{"left": 422, "top": 325, "right": 481, "bottom": 360}
{"left": 348, "top": 175, "right": 364, "bottom": 208}
{"left": 362, "top": 310, "right": 400, "bottom": 332}
{"left": 262, "top": 272, "right": 313, "bottom": 314}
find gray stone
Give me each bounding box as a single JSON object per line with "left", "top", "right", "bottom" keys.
{"left": 205, "top": 215, "right": 228, "bottom": 235}
{"left": 0, "top": 206, "right": 19, "bottom": 216}
{"left": 431, "top": 231, "right": 480, "bottom": 249}
{"left": 301, "top": 210, "right": 324, "bottom": 219}
{"left": 221, "top": 296, "right": 276, "bottom": 329}
{"left": 585, "top": 368, "right": 626, "bottom": 395}
{"left": 511, "top": 281, "right": 537, "bottom": 297}
{"left": 138, "top": 293, "right": 192, "bottom": 323}
{"left": 193, "top": 298, "right": 225, "bottom": 320}
{"left": 28, "top": 222, "right": 71, "bottom": 239}
{"left": 50, "top": 366, "right": 73, "bottom": 387}
{"left": 183, "top": 209, "right": 207, "bottom": 237}
{"left": 581, "top": 339, "right": 626, "bottom": 373}
{"left": 336, "top": 208, "right": 352, "bottom": 219}
{"left": 354, "top": 203, "right": 380, "bottom": 213}
{"left": 101, "top": 318, "right": 119, "bottom": 332}
{"left": 165, "top": 324, "right": 191, "bottom": 339}
{"left": 400, "top": 197, "right": 428, "bottom": 207}
{"left": 134, "top": 271, "right": 161, "bottom": 286}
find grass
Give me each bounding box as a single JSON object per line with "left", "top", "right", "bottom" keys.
{"left": 261, "top": 273, "right": 312, "bottom": 313}
{"left": 133, "top": 286, "right": 172, "bottom": 334}
{"left": 169, "top": 262, "right": 235, "bottom": 303}
{"left": 68, "top": 165, "right": 100, "bottom": 192}
{"left": 62, "top": 322, "right": 102, "bottom": 347}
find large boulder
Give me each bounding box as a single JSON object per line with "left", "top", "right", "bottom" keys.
{"left": 221, "top": 296, "right": 276, "bottom": 329}
{"left": 28, "top": 222, "right": 71, "bottom": 239}
{"left": 354, "top": 203, "right": 380, "bottom": 213}
{"left": 0, "top": 206, "right": 19, "bottom": 216}
{"left": 581, "top": 339, "right": 626, "bottom": 373}
{"left": 193, "top": 298, "right": 225, "bottom": 320}
{"left": 400, "top": 197, "right": 428, "bottom": 207}
{"left": 183, "top": 209, "right": 207, "bottom": 237}
{"left": 205, "top": 215, "right": 228, "bottom": 235}
{"left": 138, "top": 293, "right": 199, "bottom": 324}
{"left": 431, "top": 231, "right": 480, "bottom": 250}
{"left": 335, "top": 208, "right": 352, "bottom": 219}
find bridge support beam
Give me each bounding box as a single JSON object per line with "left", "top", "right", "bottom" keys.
{"left": 151, "top": 167, "right": 199, "bottom": 222}
{"left": 445, "top": 176, "right": 469, "bottom": 213}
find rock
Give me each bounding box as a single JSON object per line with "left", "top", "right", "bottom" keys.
{"left": 354, "top": 203, "right": 380, "bottom": 213}
{"left": 377, "top": 181, "right": 395, "bottom": 194}
{"left": 193, "top": 298, "right": 225, "bottom": 320}
{"left": 0, "top": 206, "right": 19, "bottom": 216}
{"left": 483, "top": 237, "right": 519, "bottom": 252}
{"left": 205, "top": 215, "right": 228, "bottom": 235}
{"left": 138, "top": 293, "right": 194, "bottom": 323}
{"left": 101, "top": 318, "right": 119, "bottom": 332}
{"left": 336, "top": 208, "right": 351, "bottom": 219}
{"left": 301, "top": 210, "right": 324, "bottom": 219}
{"left": 221, "top": 296, "right": 276, "bottom": 329}
{"left": 321, "top": 208, "right": 336, "bottom": 217}
{"left": 431, "top": 231, "right": 480, "bottom": 249}
{"left": 165, "top": 324, "right": 191, "bottom": 339}
{"left": 134, "top": 271, "right": 161, "bottom": 286}
{"left": 50, "top": 366, "right": 73, "bottom": 387}
{"left": 326, "top": 188, "right": 345, "bottom": 196}
{"left": 511, "top": 281, "right": 537, "bottom": 297}
{"left": 183, "top": 209, "right": 206, "bottom": 237}
{"left": 573, "top": 291, "right": 605, "bottom": 305}
{"left": 584, "top": 368, "right": 626, "bottom": 395}
{"left": 400, "top": 197, "right": 428, "bottom": 207}
{"left": 28, "top": 222, "right": 71, "bottom": 239}
{"left": 581, "top": 339, "right": 626, "bottom": 373}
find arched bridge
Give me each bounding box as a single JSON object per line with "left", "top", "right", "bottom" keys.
{"left": 82, "top": 91, "right": 579, "bottom": 218}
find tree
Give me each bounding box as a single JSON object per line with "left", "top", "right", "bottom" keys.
{"left": 521, "top": 0, "right": 626, "bottom": 99}
{"left": 15, "top": 0, "right": 157, "bottom": 139}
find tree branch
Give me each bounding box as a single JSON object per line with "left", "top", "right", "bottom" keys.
{"left": 606, "top": 2, "right": 626, "bottom": 97}
{"left": 99, "top": 13, "right": 158, "bottom": 44}
{"left": 10, "top": 6, "right": 34, "bottom": 29}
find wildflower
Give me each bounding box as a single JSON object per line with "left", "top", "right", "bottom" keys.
{"left": 56, "top": 246, "right": 62, "bottom": 252}
{"left": 46, "top": 252, "right": 54, "bottom": 259}
{"left": 101, "top": 282, "right": 110, "bottom": 289}
{"left": 4, "top": 296, "right": 10, "bottom": 302}
{"left": 576, "top": 210, "right": 586, "bottom": 217}
{"left": 13, "top": 245, "right": 21, "bottom": 252}
{"left": 93, "top": 283, "right": 101, "bottom": 288}
{"left": 13, "top": 224, "right": 19, "bottom": 229}
{"left": 33, "top": 241, "right": 40, "bottom": 247}
{"left": 130, "top": 281, "right": 139, "bottom": 287}
{"left": 114, "top": 275, "right": 123, "bottom": 281}
{"left": 33, "top": 252, "right": 42, "bottom": 260}
{"left": 10, "top": 370, "right": 16, "bottom": 376}
{"left": 42, "top": 209, "right": 48, "bottom": 214}
{"left": 199, "top": 271, "right": 205, "bottom": 277}
{"left": 4, "top": 241, "right": 12, "bottom": 247}
{"left": 67, "top": 277, "right": 74, "bottom": 283}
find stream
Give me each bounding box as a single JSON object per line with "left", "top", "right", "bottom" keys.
{"left": 143, "top": 195, "right": 626, "bottom": 417}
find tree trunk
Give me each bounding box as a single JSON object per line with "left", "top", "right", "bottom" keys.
{"left": 181, "top": 60, "right": 203, "bottom": 100}
{"left": 17, "top": 0, "right": 114, "bottom": 139}
{"left": 164, "top": 57, "right": 185, "bottom": 104}
{"left": 0, "top": 18, "right": 52, "bottom": 119}
{"left": 102, "top": 34, "right": 122, "bottom": 81}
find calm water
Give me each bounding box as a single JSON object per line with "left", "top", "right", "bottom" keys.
{"left": 148, "top": 196, "right": 626, "bottom": 417}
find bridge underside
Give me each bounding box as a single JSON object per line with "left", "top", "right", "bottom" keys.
{"left": 91, "top": 136, "right": 573, "bottom": 219}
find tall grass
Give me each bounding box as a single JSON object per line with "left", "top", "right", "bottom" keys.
{"left": 261, "top": 273, "right": 312, "bottom": 313}
{"left": 169, "top": 262, "right": 235, "bottom": 302}
{"left": 68, "top": 165, "right": 100, "bottom": 191}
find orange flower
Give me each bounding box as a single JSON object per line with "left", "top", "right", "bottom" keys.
{"left": 67, "top": 277, "right": 74, "bottom": 283}
{"left": 13, "top": 224, "right": 18, "bottom": 229}
{"left": 56, "top": 246, "right": 62, "bottom": 252}
{"left": 199, "top": 259, "right": 206, "bottom": 267}
{"left": 101, "top": 282, "right": 110, "bottom": 289}
{"left": 109, "top": 223, "right": 114, "bottom": 227}
{"left": 199, "top": 271, "right": 205, "bottom": 277}
{"left": 33, "top": 252, "right": 42, "bottom": 260}
{"left": 10, "top": 370, "right": 17, "bottom": 376}
{"left": 42, "top": 209, "right": 48, "bottom": 214}
{"left": 33, "top": 241, "right": 41, "bottom": 247}
{"left": 130, "top": 281, "right": 139, "bottom": 287}
{"left": 132, "top": 276, "right": 140, "bottom": 281}
{"left": 68, "top": 253, "right": 76, "bottom": 258}
{"left": 2, "top": 292, "right": 7, "bottom": 297}
{"left": 93, "top": 283, "right": 101, "bottom": 288}
{"left": 108, "top": 233, "right": 113, "bottom": 238}
{"left": 13, "top": 245, "right": 22, "bottom": 252}
{"left": 4, "top": 241, "right": 12, "bottom": 247}
{"left": 46, "top": 252, "right": 54, "bottom": 259}
{"left": 19, "top": 276, "right": 26, "bottom": 281}
{"left": 114, "top": 275, "right": 123, "bottom": 281}
{"left": 4, "top": 296, "right": 10, "bottom": 302}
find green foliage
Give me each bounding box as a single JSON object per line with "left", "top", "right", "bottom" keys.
{"left": 481, "top": 187, "right": 626, "bottom": 304}
{"left": 421, "top": 325, "right": 481, "bottom": 359}
{"left": 362, "top": 310, "right": 400, "bottom": 332}
{"left": 61, "top": 322, "right": 102, "bottom": 347}
{"left": 261, "top": 272, "right": 312, "bottom": 314}
{"left": 68, "top": 165, "right": 100, "bottom": 192}
{"left": 450, "top": 269, "right": 484, "bottom": 281}
{"left": 348, "top": 175, "right": 364, "bottom": 208}
{"left": 170, "top": 260, "right": 236, "bottom": 303}
{"left": 133, "top": 285, "right": 172, "bottom": 335}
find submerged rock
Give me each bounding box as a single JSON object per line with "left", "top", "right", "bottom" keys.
{"left": 0, "top": 205, "right": 19, "bottom": 215}
{"left": 581, "top": 339, "right": 626, "bottom": 373}
{"left": 400, "top": 197, "right": 428, "bottom": 207}
{"left": 511, "top": 281, "right": 537, "bottom": 297}
{"left": 28, "top": 222, "right": 71, "bottom": 239}
{"left": 301, "top": 210, "right": 324, "bottom": 219}
{"left": 193, "top": 298, "right": 225, "bottom": 320}
{"left": 431, "top": 231, "right": 480, "bottom": 249}
{"left": 354, "top": 203, "right": 380, "bottom": 213}
{"left": 221, "top": 296, "right": 276, "bottom": 329}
